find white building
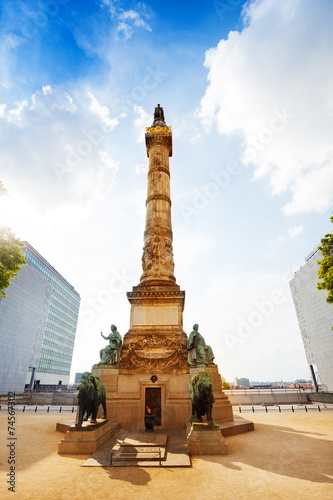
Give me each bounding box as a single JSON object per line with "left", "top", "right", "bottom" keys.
{"left": 233, "top": 377, "right": 250, "bottom": 388}
{"left": 290, "top": 249, "right": 333, "bottom": 392}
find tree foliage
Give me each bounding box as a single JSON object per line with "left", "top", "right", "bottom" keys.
{"left": 317, "top": 213, "right": 333, "bottom": 304}
{"left": 221, "top": 376, "right": 231, "bottom": 390}
{"left": 0, "top": 228, "right": 26, "bottom": 298}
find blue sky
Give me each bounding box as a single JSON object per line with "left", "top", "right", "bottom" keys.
{"left": 1, "top": 0, "right": 333, "bottom": 382}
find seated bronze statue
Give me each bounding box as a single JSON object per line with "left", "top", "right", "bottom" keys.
{"left": 99, "top": 324, "right": 122, "bottom": 366}
{"left": 187, "top": 324, "right": 215, "bottom": 367}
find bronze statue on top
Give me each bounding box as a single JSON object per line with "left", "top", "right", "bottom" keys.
{"left": 187, "top": 324, "right": 215, "bottom": 367}
{"left": 99, "top": 324, "right": 122, "bottom": 366}
{"left": 152, "top": 104, "right": 166, "bottom": 127}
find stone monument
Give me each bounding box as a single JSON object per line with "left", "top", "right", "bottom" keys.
{"left": 92, "top": 106, "right": 240, "bottom": 431}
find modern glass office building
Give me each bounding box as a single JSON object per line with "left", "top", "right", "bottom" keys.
{"left": 0, "top": 264, "right": 52, "bottom": 393}
{"left": 0, "top": 242, "right": 80, "bottom": 392}
{"left": 290, "top": 248, "right": 333, "bottom": 392}
{"left": 22, "top": 242, "right": 81, "bottom": 388}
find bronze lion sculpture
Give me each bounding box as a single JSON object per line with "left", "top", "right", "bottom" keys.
{"left": 75, "top": 372, "right": 107, "bottom": 427}
{"left": 189, "top": 370, "right": 215, "bottom": 424}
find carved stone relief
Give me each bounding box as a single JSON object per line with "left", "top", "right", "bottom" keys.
{"left": 120, "top": 334, "right": 187, "bottom": 371}
{"left": 141, "top": 234, "right": 175, "bottom": 276}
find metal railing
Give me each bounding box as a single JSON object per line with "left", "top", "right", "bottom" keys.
{"left": 0, "top": 405, "right": 77, "bottom": 413}
{"left": 24, "top": 388, "right": 78, "bottom": 394}
{"left": 224, "top": 388, "right": 313, "bottom": 396}
{"left": 234, "top": 404, "right": 331, "bottom": 413}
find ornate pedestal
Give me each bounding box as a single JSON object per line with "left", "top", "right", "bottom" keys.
{"left": 187, "top": 422, "right": 228, "bottom": 455}
{"left": 57, "top": 420, "right": 120, "bottom": 454}
{"left": 93, "top": 363, "right": 234, "bottom": 430}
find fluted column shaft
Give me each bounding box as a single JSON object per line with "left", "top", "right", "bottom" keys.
{"left": 140, "top": 126, "right": 176, "bottom": 285}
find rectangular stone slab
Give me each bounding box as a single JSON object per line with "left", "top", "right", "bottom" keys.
{"left": 112, "top": 445, "right": 166, "bottom": 461}
{"left": 119, "top": 433, "right": 167, "bottom": 447}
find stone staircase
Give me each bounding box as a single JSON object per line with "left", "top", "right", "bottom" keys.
{"left": 111, "top": 432, "right": 167, "bottom": 464}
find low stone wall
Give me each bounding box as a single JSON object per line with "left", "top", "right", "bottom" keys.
{"left": 0, "top": 393, "right": 31, "bottom": 404}
{"left": 27, "top": 390, "right": 333, "bottom": 407}
{"left": 307, "top": 392, "right": 333, "bottom": 404}
{"left": 225, "top": 391, "right": 310, "bottom": 406}
{"left": 30, "top": 392, "right": 78, "bottom": 406}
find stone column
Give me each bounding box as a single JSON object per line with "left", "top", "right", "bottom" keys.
{"left": 120, "top": 106, "right": 188, "bottom": 374}
{"left": 140, "top": 124, "right": 175, "bottom": 285}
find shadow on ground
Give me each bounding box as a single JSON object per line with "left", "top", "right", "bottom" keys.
{"left": 199, "top": 421, "right": 333, "bottom": 484}
{"left": 103, "top": 467, "right": 152, "bottom": 485}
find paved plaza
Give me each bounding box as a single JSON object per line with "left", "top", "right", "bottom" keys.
{"left": 1, "top": 409, "right": 332, "bottom": 500}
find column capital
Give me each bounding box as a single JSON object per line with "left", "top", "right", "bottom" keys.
{"left": 145, "top": 127, "right": 172, "bottom": 157}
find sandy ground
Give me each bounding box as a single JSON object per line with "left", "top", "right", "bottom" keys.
{"left": 1, "top": 410, "right": 333, "bottom": 500}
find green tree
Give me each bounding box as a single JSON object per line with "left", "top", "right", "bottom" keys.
{"left": 0, "top": 182, "right": 26, "bottom": 298}
{"left": 317, "top": 213, "right": 333, "bottom": 304}
{"left": 0, "top": 227, "right": 26, "bottom": 298}
{"left": 221, "top": 376, "right": 231, "bottom": 390}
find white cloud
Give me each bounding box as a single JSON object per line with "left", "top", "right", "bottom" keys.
{"left": 100, "top": 0, "right": 118, "bottom": 17}
{"left": 135, "top": 163, "right": 147, "bottom": 174}
{"left": 0, "top": 33, "right": 25, "bottom": 89}
{"left": 0, "top": 85, "right": 118, "bottom": 211}
{"left": 87, "top": 91, "right": 118, "bottom": 129}
{"left": 272, "top": 224, "right": 305, "bottom": 243}
{"left": 288, "top": 225, "right": 304, "bottom": 239}
{"left": 101, "top": 1, "right": 152, "bottom": 40}
{"left": 119, "top": 9, "right": 151, "bottom": 31}
{"left": 198, "top": 0, "right": 333, "bottom": 215}
{"left": 133, "top": 104, "right": 150, "bottom": 142}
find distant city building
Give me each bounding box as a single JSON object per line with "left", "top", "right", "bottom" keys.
{"left": 233, "top": 377, "right": 250, "bottom": 388}
{"left": 0, "top": 242, "right": 80, "bottom": 392}
{"left": 75, "top": 372, "right": 83, "bottom": 384}
{"left": 290, "top": 248, "right": 333, "bottom": 392}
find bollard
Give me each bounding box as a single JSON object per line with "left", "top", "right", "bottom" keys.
{"left": 252, "top": 406, "right": 254, "bottom": 413}
{"left": 318, "top": 405, "right": 321, "bottom": 412}
{"left": 35, "top": 406, "right": 38, "bottom": 412}
{"left": 239, "top": 407, "right": 241, "bottom": 413}
{"left": 265, "top": 406, "right": 268, "bottom": 413}
{"left": 278, "top": 406, "right": 281, "bottom": 413}
{"left": 23, "top": 406, "right": 25, "bottom": 412}
{"left": 47, "top": 407, "right": 50, "bottom": 413}
{"left": 305, "top": 406, "right": 308, "bottom": 412}
{"left": 291, "top": 406, "right": 294, "bottom": 412}
{"left": 72, "top": 407, "right": 74, "bottom": 413}
{"left": 60, "top": 407, "right": 62, "bottom": 413}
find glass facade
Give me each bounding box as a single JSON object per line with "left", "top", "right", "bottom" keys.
{"left": 0, "top": 265, "right": 52, "bottom": 393}
{"left": 22, "top": 242, "right": 80, "bottom": 383}
{"left": 290, "top": 249, "right": 333, "bottom": 392}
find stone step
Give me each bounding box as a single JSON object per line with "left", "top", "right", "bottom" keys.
{"left": 111, "top": 445, "right": 166, "bottom": 462}
{"left": 120, "top": 433, "right": 167, "bottom": 447}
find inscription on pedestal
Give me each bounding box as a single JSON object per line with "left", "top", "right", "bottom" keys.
{"left": 133, "top": 305, "right": 179, "bottom": 326}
